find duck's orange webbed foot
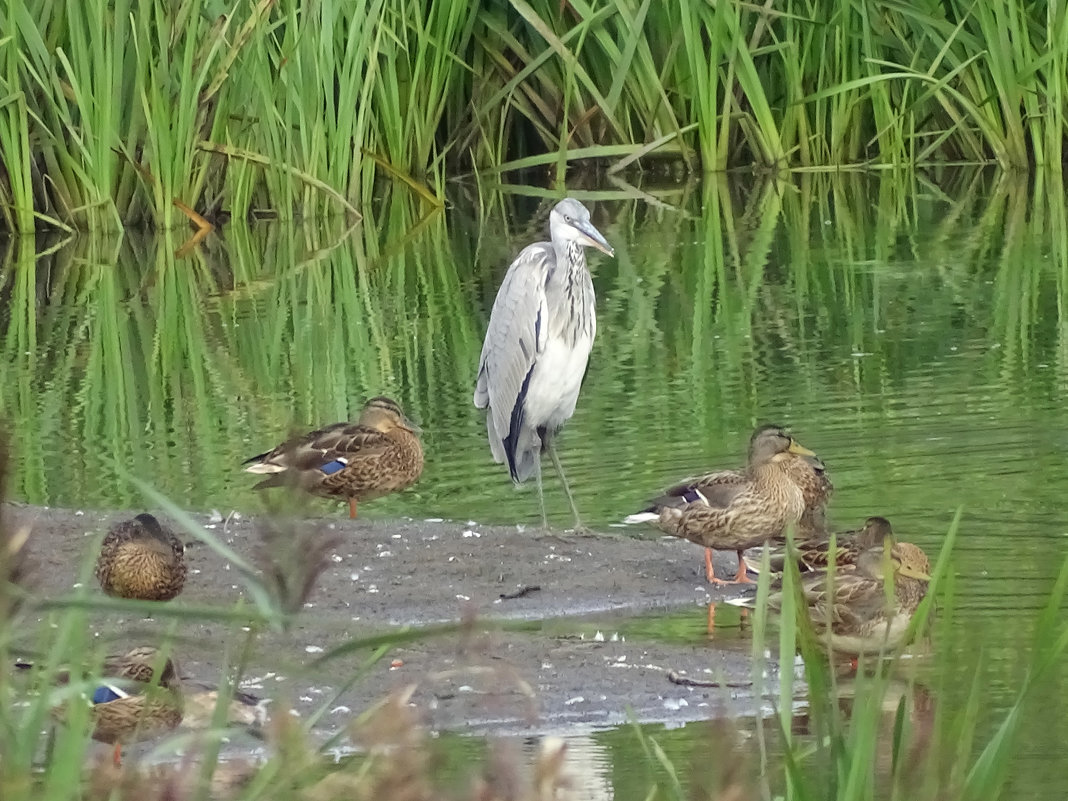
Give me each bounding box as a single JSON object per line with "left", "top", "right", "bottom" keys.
{"left": 732, "top": 553, "right": 756, "bottom": 584}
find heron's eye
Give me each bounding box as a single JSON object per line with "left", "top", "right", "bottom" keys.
{"left": 564, "top": 215, "right": 572, "bottom": 223}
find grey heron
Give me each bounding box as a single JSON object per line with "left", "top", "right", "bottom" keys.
{"left": 473, "top": 198, "right": 614, "bottom": 530}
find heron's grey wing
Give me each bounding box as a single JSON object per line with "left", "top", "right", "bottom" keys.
{"left": 474, "top": 244, "right": 551, "bottom": 467}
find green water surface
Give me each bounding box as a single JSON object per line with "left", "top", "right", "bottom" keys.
{"left": 2, "top": 170, "right": 1067, "bottom": 797}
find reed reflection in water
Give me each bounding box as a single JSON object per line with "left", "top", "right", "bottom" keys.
{"left": 2, "top": 169, "right": 1068, "bottom": 798}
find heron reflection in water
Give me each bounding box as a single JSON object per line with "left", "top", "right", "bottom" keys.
{"left": 474, "top": 198, "right": 614, "bottom": 531}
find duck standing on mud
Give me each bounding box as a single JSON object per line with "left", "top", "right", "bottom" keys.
{"left": 244, "top": 396, "right": 424, "bottom": 518}
{"left": 626, "top": 425, "right": 825, "bottom": 584}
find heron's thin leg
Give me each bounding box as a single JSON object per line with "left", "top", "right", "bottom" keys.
{"left": 534, "top": 459, "right": 549, "bottom": 531}
{"left": 546, "top": 438, "right": 584, "bottom": 532}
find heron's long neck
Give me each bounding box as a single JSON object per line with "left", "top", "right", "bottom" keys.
{"left": 547, "top": 241, "right": 595, "bottom": 345}
{"left": 549, "top": 240, "right": 587, "bottom": 277}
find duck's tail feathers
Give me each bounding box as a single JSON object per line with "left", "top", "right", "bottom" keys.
{"left": 251, "top": 474, "right": 290, "bottom": 490}
{"left": 625, "top": 486, "right": 708, "bottom": 525}
{"left": 740, "top": 550, "right": 788, "bottom": 576}
{"left": 724, "top": 596, "right": 757, "bottom": 609}
{"left": 243, "top": 455, "right": 286, "bottom": 474}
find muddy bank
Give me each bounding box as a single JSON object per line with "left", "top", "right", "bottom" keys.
{"left": 8, "top": 504, "right": 781, "bottom": 753}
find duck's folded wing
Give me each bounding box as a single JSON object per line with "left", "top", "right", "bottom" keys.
{"left": 291, "top": 424, "right": 391, "bottom": 470}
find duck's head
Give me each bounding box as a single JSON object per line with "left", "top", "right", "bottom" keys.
{"left": 748, "top": 425, "right": 816, "bottom": 466}
{"left": 131, "top": 513, "right": 169, "bottom": 542}
{"left": 856, "top": 542, "right": 931, "bottom": 583}
{"left": 124, "top": 514, "right": 181, "bottom": 560}
{"left": 856, "top": 516, "right": 896, "bottom": 549}
{"left": 360, "top": 397, "right": 421, "bottom": 435}
{"left": 891, "top": 542, "right": 931, "bottom": 581}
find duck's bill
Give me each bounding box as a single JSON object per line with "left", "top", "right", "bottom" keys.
{"left": 578, "top": 221, "right": 614, "bottom": 257}
{"left": 898, "top": 565, "right": 932, "bottom": 581}
{"left": 788, "top": 439, "right": 817, "bottom": 457}
{"left": 403, "top": 417, "right": 423, "bottom": 434}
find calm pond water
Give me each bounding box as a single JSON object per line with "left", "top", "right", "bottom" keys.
{"left": 2, "top": 170, "right": 1067, "bottom": 796}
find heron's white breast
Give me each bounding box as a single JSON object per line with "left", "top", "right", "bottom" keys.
{"left": 523, "top": 332, "right": 593, "bottom": 429}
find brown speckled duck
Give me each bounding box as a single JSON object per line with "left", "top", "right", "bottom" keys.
{"left": 742, "top": 515, "right": 896, "bottom": 576}
{"left": 19, "top": 646, "right": 267, "bottom": 762}
{"left": 95, "top": 514, "right": 186, "bottom": 601}
{"left": 730, "top": 542, "right": 932, "bottom": 656}
{"left": 244, "top": 396, "right": 424, "bottom": 518}
{"left": 626, "top": 425, "right": 826, "bottom": 584}
{"left": 31, "top": 646, "right": 184, "bottom": 765}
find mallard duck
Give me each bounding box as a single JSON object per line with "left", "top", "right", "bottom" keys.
{"left": 94, "top": 514, "right": 186, "bottom": 601}
{"left": 244, "top": 396, "right": 424, "bottom": 518}
{"left": 625, "top": 425, "right": 825, "bottom": 584}
{"left": 19, "top": 647, "right": 267, "bottom": 758}
{"left": 741, "top": 515, "right": 896, "bottom": 576}
{"left": 22, "top": 646, "right": 184, "bottom": 765}
{"left": 16, "top": 645, "right": 173, "bottom": 686}
{"left": 179, "top": 680, "right": 268, "bottom": 732}
{"left": 792, "top": 453, "right": 834, "bottom": 537}
{"left": 85, "top": 671, "right": 183, "bottom": 764}
{"left": 729, "top": 542, "right": 932, "bottom": 656}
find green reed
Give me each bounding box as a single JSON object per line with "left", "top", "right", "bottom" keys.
{"left": 715, "top": 514, "right": 1068, "bottom": 801}
{"left": 1, "top": 170, "right": 1067, "bottom": 524}
{"left": 4, "top": 467, "right": 1067, "bottom": 801}
{"left": 0, "top": 16, "right": 35, "bottom": 232}
{"left": 5, "top": 0, "right": 1068, "bottom": 231}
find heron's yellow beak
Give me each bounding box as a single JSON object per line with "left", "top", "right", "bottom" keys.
{"left": 577, "top": 220, "right": 614, "bottom": 257}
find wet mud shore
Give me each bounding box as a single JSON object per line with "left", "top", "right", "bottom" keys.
{"left": 9, "top": 504, "right": 777, "bottom": 754}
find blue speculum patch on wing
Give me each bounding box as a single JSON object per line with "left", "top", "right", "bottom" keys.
{"left": 680, "top": 488, "right": 706, "bottom": 504}
{"left": 92, "top": 685, "right": 127, "bottom": 704}
{"left": 319, "top": 458, "right": 347, "bottom": 476}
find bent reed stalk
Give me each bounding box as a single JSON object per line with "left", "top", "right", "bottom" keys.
{"left": 1, "top": 0, "right": 1067, "bottom": 232}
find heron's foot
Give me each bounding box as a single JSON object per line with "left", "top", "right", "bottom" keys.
{"left": 571, "top": 527, "right": 629, "bottom": 541}
{"left": 534, "top": 530, "right": 574, "bottom": 545}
